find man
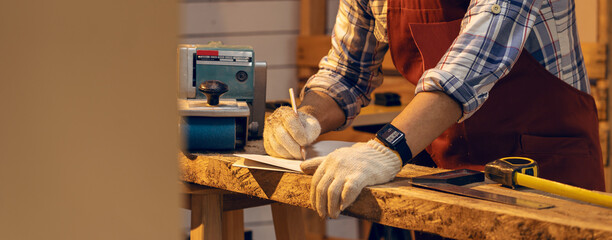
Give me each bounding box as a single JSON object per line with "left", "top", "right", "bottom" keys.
{"left": 264, "top": 0, "right": 606, "bottom": 219}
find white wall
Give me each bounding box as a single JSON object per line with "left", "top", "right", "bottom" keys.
{"left": 180, "top": 0, "right": 301, "bottom": 101}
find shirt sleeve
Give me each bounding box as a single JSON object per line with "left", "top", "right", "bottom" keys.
{"left": 415, "top": 0, "right": 544, "bottom": 122}
{"left": 302, "top": 0, "right": 389, "bottom": 129}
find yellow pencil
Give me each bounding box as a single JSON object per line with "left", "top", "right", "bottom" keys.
{"left": 289, "top": 88, "right": 307, "bottom": 161}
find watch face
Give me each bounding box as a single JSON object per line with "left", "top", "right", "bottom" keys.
{"left": 380, "top": 126, "right": 404, "bottom": 145}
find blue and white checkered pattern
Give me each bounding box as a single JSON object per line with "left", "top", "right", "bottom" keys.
{"left": 303, "top": 0, "right": 588, "bottom": 128}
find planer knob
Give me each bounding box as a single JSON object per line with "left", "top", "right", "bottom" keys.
{"left": 199, "top": 80, "right": 228, "bottom": 106}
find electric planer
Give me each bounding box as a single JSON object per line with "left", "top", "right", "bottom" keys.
{"left": 178, "top": 42, "right": 266, "bottom": 152}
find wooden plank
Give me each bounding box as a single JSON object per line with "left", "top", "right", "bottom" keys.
{"left": 593, "top": 79, "right": 609, "bottom": 120}
{"left": 582, "top": 42, "right": 607, "bottom": 79}
{"left": 299, "top": 0, "right": 326, "bottom": 35}
{"left": 606, "top": 0, "right": 612, "bottom": 194}
{"left": 359, "top": 220, "right": 372, "bottom": 239}
{"left": 179, "top": 140, "right": 612, "bottom": 239}
{"left": 302, "top": 208, "right": 326, "bottom": 240}
{"left": 298, "top": 0, "right": 327, "bottom": 80}
{"left": 296, "top": 35, "right": 329, "bottom": 67}
{"left": 575, "top": 0, "right": 598, "bottom": 43}
{"left": 180, "top": 1, "right": 299, "bottom": 35}
{"left": 223, "top": 210, "right": 245, "bottom": 240}
{"left": 222, "top": 193, "right": 275, "bottom": 211}
{"left": 295, "top": 35, "right": 328, "bottom": 79}
{"left": 601, "top": 122, "right": 610, "bottom": 168}
{"left": 183, "top": 181, "right": 231, "bottom": 195}
{"left": 182, "top": 193, "right": 274, "bottom": 211}
{"left": 296, "top": 35, "right": 396, "bottom": 70}
{"left": 271, "top": 203, "right": 307, "bottom": 240}
{"left": 598, "top": 0, "right": 608, "bottom": 43}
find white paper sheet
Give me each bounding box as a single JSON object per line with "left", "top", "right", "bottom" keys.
{"left": 233, "top": 140, "right": 355, "bottom": 172}
{"left": 233, "top": 155, "right": 303, "bottom": 172}
{"left": 232, "top": 158, "right": 301, "bottom": 173}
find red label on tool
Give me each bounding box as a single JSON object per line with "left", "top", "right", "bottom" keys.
{"left": 196, "top": 50, "right": 218, "bottom": 56}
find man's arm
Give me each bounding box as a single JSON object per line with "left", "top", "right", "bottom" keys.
{"left": 300, "top": 90, "right": 462, "bottom": 218}
{"left": 298, "top": 90, "right": 346, "bottom": 134}
{"left": 297, "top": 87, "right": 463, "bottom": 156}
{"left": 298, "top": 87, "right": 462, "bottom": 157}
{"left": 300, "top": 0, "right": 388, "bottom": 130}
{"left": 416, "top": 0, "right": 544, "bottom": 121}
{"left": 263, "top": 0, "right": 384, "bottom": 158}
{"left": 391, "top": 91, "right": 461, "bottom": 156}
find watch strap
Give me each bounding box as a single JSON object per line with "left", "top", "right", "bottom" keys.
{"left": 376, "top": 123, "right": 413, "bottom": 166}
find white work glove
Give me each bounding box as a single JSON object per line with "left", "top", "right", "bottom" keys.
{"left": 300, "top": 139, "right": 402, "bottom": 218}
{"left": 263, "top": 106, "right": 321, "bottom": 159}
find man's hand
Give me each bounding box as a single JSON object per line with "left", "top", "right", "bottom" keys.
{"left": 300, "top": 140, "right": 402, "bottom": 218}
{"left": 263, "top": 106, "right": 321, "bottom": 159}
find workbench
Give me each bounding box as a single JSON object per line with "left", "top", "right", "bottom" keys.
{"left": 180, "top": 140, "right": 612, "bottom": 240}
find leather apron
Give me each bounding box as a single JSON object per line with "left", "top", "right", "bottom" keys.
{"left": 388, "top": 0, "right": 605, "bottom": 190}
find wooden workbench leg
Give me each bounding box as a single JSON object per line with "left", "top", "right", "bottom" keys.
{"left": 271, "top": 203, "right": 307, "bottom": 240}
{"left": 191, "top": 194, "right": 223, "bottom": 240}
{"left": 222, "top": 209, "right": 244, "bottom": 240}
{"left": 302, "top": 208, "right": 325, "bottom": 240}
{"left": 359, "top": 220, "right": 372, "bottom": 240}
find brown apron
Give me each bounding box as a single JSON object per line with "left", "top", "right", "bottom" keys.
{"left": 388, "top": 0, "right": 605, "bottom": 190}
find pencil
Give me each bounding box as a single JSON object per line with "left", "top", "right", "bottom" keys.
{"left": 289, "top": 88, "right": 307, "bottom": 161}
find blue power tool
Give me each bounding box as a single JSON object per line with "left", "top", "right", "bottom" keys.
{"left": 178, "top": 42, "right": 267, "bottom": 152}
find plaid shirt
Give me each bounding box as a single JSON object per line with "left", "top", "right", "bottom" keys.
{"left": 303, "top": 0, "right": 589, "bottom": 128}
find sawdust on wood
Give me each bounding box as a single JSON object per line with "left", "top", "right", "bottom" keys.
{"left": 179, "top": 140, "right": 612, "bottom": 239}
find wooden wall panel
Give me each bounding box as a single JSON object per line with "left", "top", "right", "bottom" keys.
{"left": 604, "top": 0, "right": 612, "bottom": 193}
{"left": 582, "top": 43, "right": 607, "bottom": 80}
{"left": 575, "top": 0, "right": 598, "bottom": 43}
{"left": 181, "top": 1, "right": 299, "bottom": 35}
{"left": 297, "top": 35, "right": 395, "bottom": 70}
{"left": 299, "top": 0, "right": 327, "bottom": 35}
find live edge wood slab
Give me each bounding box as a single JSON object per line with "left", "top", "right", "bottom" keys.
{"left": 179, "top": 140, "right": 612, "bottom": 239}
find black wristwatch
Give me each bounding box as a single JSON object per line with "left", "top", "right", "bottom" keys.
{"left": 376, "top": 123, "right": 413, "bottom": 165}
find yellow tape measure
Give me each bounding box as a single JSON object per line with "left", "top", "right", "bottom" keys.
{"left": 486, "top": 157, "right": 612, "bottom": 208}
{"left": 497, "top": 156, "right": 538, "bottom": 177}
{"left": 485, "top": 157, "right": 538, "bottom": 188}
